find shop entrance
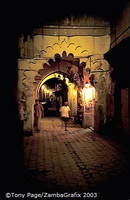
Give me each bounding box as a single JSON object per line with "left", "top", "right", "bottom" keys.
{"left": 33, "top": 51, "right": 97, "bottom": 131}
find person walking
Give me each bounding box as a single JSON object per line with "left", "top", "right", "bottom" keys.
{"left": 34, "top": 99, "right": 43, "bottom": 132}
{"left": 59, "top": 102, "right": 71, "bottom": 131}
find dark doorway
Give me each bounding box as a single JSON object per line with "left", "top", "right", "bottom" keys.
{"left": 39, "top": 77, "right": 68, "bottom": 117}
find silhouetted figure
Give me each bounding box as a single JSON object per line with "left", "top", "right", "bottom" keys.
{"left": 18, "top": 100, "right": 25, "bottom": 130}
{"left": 59, "top": 101, "right": 71, "bottom": 131}
{"left": 34, "top": 99, "right": 43, "bottom": 132}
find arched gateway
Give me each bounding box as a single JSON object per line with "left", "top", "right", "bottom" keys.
{"left": 17, "top": 23, "right": 112, "bottom": 134}
{"left": 33, "top": 52, "right": 85, "bottom": 122}
{"left": 36, "top": 72, "right": 78, "bottom": 117}
{"left": 18, "top": 51, "right": 111, "bottom": 134}
{"left": 32, "top": 52, "right": 97, "bottom": 131}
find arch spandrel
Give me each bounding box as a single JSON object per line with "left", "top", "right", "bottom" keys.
{"left": 33, "top": 51, "right": 86, "bottom": 89}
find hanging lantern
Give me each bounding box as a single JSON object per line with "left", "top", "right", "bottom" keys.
{"left": 82, "top": 83, "right": 95, "bottom": 107}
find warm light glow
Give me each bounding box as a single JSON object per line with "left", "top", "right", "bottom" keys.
{"left": 85, "top": 83, "right": 91, "bottom": 87}
{"left": 82, "top": 84, "right": 95, "bottom": 105}
{"left": 73, "top": 90, "right": 77, "bottom": 96}
{"left": 41, "top": 84, "right": 54, "bottom": 96}
{"left": 41, "top": 85, "right": 45, "bottom": 90}
{"left": 39, "top": 73, "right": 70, "bottom": 90}
{"left": 65, "top": 78, "right": 70, "bottom": 85}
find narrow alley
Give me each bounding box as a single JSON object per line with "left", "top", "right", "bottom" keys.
{"left": 2, "top": 1, "right": 130, "bottom": 200}
{"left": 24, "top": 117, "right": 130, "bottom": 199}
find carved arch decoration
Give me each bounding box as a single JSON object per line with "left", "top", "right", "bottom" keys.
{"left": 33, "top": 51, "right": 89, "bottom": 92}
{"left": 35, "top": 38, "right": 89, "bottom": 58}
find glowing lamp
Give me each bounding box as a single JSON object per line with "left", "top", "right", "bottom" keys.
{"left": 82, "top": 83, "right": 95, "bottom": 106}
{"left": 73, "top": 90, "right": 77, "bottom": 96}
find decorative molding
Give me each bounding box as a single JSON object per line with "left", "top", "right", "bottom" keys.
{"left": 36, "top": 40, "right": 90, "bottom": 58}
{"left": 75, "top": 46, "right": 81, "bottom": 51}
{"left": 46, "top": 46, "right": 54, "bottom": 50}
{"left": 33, "top": 26, "right": 110, "bottom": 36}
{"left": 81, "top": 50, "right": 88, "bottom": 54}
{"left": 67, "top": 43, "right": 75, "bottom": 48}
{"left": 33, "top": 51, "right": 86, "bottom": 88}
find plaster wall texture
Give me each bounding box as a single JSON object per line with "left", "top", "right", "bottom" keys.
{"left": 18, "top": 34, "right": 111, "bottom": 132}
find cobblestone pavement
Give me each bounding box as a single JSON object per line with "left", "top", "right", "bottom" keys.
{"left": 24, "top": 117, "right": 130, "bottom": 199}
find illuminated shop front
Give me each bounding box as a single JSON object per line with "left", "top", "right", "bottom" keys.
{"left": 82, "top": 82, "right": 96, "bottom": 128}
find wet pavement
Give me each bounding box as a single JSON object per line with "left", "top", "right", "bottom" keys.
{"left": 24, "top": 117, "right": 130, "bottom": 199}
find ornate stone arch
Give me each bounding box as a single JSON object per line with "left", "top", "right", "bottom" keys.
{"left": 35, "top": 71, "right": 70, "bottom": 99}
{"left": 33, "top": 51, "right": 87, "bottom": 98}
{"left": 33, "top": 51, "right": 88, "bottom": 116}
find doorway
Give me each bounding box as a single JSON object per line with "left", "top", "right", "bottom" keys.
{"left": 38, "top": 76, "right": 68, "bottom": 117}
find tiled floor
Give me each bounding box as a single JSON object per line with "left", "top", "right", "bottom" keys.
{"left": 24, "top": 117, "right": 130, "bottom": 199}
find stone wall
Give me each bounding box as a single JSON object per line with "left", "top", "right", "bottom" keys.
{"left": 18, "top": 26, "right": 111, "bottom": 133}
{"left": 106, "top": 3, "right": 130, "bottom": 133}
